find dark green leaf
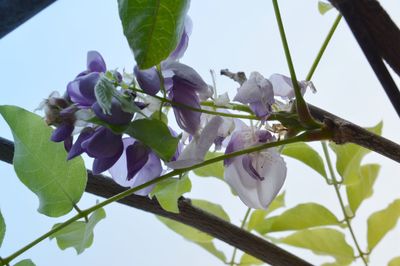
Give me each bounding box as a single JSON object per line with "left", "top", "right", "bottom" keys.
{"left": 94, "top": 75, "right": 114, "bottom": 115}
{"left": 280, "top": 228, "right": 354, "bottom": 264}
{"left": 347, "top": 164, "right": 380, "bottom": 213}
{"left": 389, "top": 256, "right": 400, "bottom": 266}
{"left": 50, "top": 208, "right": 106, "bottom": 254}
{"left": 282, "top": 142, "right": 327, "bottom": 178}
{"left": 0, "top": 210, "right": 5, "bottom": 247}
{"left": 330, "top": 121, "right": 382, "bottom": 184}
{"left": 367, "top": 199, "right": 400, "bottom": 251}
{"left": 125, "top": 118, "right": 179, "bottom": 161}
{"left": 247, "top": 192, "right": 285, "bottom": 231}
{"left": 14, "top": 259, "right": 36, "bottom": 266}
{"left": 193, "top": 152, "right": 224, "bottom": 180}
{"left": 254, "top": 203, "right": 340, "bottom": 234}
{"left": 239, "top": 253, "right": 263, "bottom": 265}
{"left": 192, "top": 199, "right": 230, "bottom": 222}
{"left": 118, "top": 0, "right": 190, "bottom": 68}
{"left": 151, "top": 175, "right": 191, "bottom": 213}
{"left": 0, "top": 105, "right": 87, "bottom": 217}
{"left": 318, "top": 1, "right": 333, "bottom": 15}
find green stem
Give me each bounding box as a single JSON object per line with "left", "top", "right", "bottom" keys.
{"left": 229, "top": 207, "right": 252, "bottom": 266}
{"left": 129, "top": 87, "right": 260, "bottom": 120}
{"left": 272, "top": 0, "right": 319, "bottom": 128}
{"left": 2, "top": 130, "right": 328, "bottom": 265}
{"left": 321, "top": 142, "right": 368, "bottom": 266}
{"left": 156, "top": 64, "right": 166, "bottom": 120}
{"left": 306, "top": 14, "right": 342, "bottom": 81}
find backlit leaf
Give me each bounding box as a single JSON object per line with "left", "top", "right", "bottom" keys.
{"left": 50, "top": 208, "right": 106, "bottom": 254}
{"left": 94, "top": 75, "right": 114, "bottom": 115}
{"left": 254, "top": 203, "right": 339, "bottom": 234}
{"left": 367, "top": 199, "right": 400, "bottom": 251}
{"left": 151, "top": 175, "right": 191, "bottom": 213}
{"left": 280, "top": 228, "right": 354, "bottom": 264}
{"left": 318, "top": 1, "right": 333, "bottom": 15}
{"left": 125, "top": 118, "right": 179, "bottom": 161}
{"left": 118, "top": 0, "right": 190, "bottom": 68}
{"left": 282, "top": 142, "right": 327, "bottom": 178}
{"left": 193, "top": 152, "right": 224, "bottom": 180}
{"left": 330, "top": 121, "right": 382, "bottom": 184}
{"left": 0, "top": 105, "right": 87, "bottom": 217}
{"left": 347, "top": 164, "right": 380, "bottom": 213}
{"left": 247, "top": 192, "right": 285, "bottom": 231}
{"left": 389, "top": 256, "right": 400, "bottom": 266}
{"left": 192, "top": 199, "right": 230, "bottom": 221}
{"left": 239, "top": 253, "right": 263, "bottom": 265}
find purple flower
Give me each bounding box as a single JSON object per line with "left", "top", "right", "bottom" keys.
{"left": 224, "top": 128, "right": 287, "bottom": 209}
{"left": 77, "top": 127, "right": 124, "bottom": 174}
{"left": 92, "top": 98, "right": 133, "bottom": 125}
{"left": 167, "top": 16, "right": 192, "bottom": 62}
{"left": 109, "top": 138, "right": 162, "bottom": 196}
{"left": 134, "top": 66, "right": 160, "bottom": 96}
{"left": 234, "top": 72, "right": 275, "bottom": 118}
{"left": 67, "top": 51, "right": 106, "bottom": 107}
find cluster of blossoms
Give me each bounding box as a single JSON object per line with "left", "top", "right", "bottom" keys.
{"left": 42, "top": 18, "right": 314, "bottom": 209}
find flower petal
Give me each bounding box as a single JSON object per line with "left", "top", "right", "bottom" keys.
{"left": 92, "top": 149, "right": 123, "bottom": 175}
{"left": 67, "top": 128, "right": 94, "bottom": 160}
{"left": 134, "top": 66, "right": 160, "bottom": 95}
{"left": 126, "top": 142, "right": 150, "bottom": 181}
{"left": 50, "top": 122, "right": 74, "bottom": 142}
{"left": 81, "top": 127, "right": 123, "bottom": 158}
{"left": 87, "top": 51, "right": 106, "bottom": 73}
{"left": 92, "top": 98, "right": 133, "bottom": 125}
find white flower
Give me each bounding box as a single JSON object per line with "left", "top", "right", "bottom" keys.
{"left": 224, "top": 128, "right": 287, "bottom": 209}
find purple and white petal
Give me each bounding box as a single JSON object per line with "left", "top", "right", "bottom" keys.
{"left": 67, "top": 128, "right": 94, "bottom": 160}
{"left": 134, "top": 66, "right": 160, "bottom": 95}
{"left": 167, "top": 116, "right": 223, "bottom": 169}
{"left": 87, "top": 51, "right": 107, "bottom": 73}
{"left": 92, "top": 149, "right": 123, "bottom": 175}
{"left": 167, "top": 16, "right": 193, "bottom": 62}
{"left": 126, "top": 142, "right": 150, "bottom": 181}
{"left": 67, "top": 72, "right": 100, "bottom": 107}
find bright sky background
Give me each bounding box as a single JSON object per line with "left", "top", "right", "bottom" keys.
{"left": 1, "top": 1, "right": 400, "bottom": 266}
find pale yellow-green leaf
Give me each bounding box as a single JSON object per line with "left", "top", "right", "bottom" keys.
{"left": 254, "top": 203, "right": 340, "bottom": 234}
{"left": 388, "top": 256, "right": 400, "bottom": 266}
{"left": 239, "top": 253, "right": 263, "bottom": 265}
{"left": 151, "top": 175, "right": 191, "bottom": 213}
{"left": 192, "top": 199, "right": 230, "bottom": 222}
{"left": 193, "top": 152, "right": 224, "bottom": 180}
{"left": 330, "top": 121, "right": 382, "bottom": 185}
{"left": 367, "top": 199, "right": 400, "bottom": 251}
{"left": 280, "top": 228, "right": 354, "bottom": 264}
{"left": 318, "top": 1, "right": 333, "bottom": 15}
{"left": 347, "top": 164, "right": 380, "bottom": 213}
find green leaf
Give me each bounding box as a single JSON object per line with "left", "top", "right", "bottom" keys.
{"left": 282, "top": 142, "right": 327, "bottom": 178}
{"left": 94, "top": 74, "right": 114, "bottom": 115}
{"left": 156, "top": 216, "right": 226, "bottom": 262}
{"left": 318, "top": 1, "right": 333, "bottom": 15}
{"left": 389, "top": 256, "right": 400, "bottom": 266}
{"left": 50, "top": 208, "right": 106, "bottom": 254}
{"left": 330, "top": 121, "right": 382, "bottom": 184}
{"left": 0, "top": 105, "right": 87, "bottom": 217}
{"left": 254, "top": 203, "right": 340, "bottom": 234}
{"left": 247, "top": 192, "right": 285, "bottom": 231}
{"left": 197, "top": 242, "right": 227, "bottom": 263}
{"left": 193, "top": 152, "right": 224, "bottom": 180}
{"left": 192, "top": 199, "right": 230, "bottom": 222}
{"left": 151, "top": 110, "right": 168, "bottom": 125}
{"left": 280, "top": 228, "right": 354, "bottom": 264}
{"left": 157, "top": 216, "right": 213, "bottom": 242}
{"left": 0, "top": 210, "right": 5, "bottom": 248}
{"left": 346, "top": 164, "right": 380, "bottom": 213}
{"left": 14, "top": 259, "right": 36, "bottom": 266}
{"left": 125, "top": 118, "right": 179, "bottom": 161}
{"left": 118, "top": 0, "right": 190, "bottom": 69}
{"left": 151, "top": 175, "right": 191, "bottom": 213}
{"left": 239, "top": 253, "right": 263, "bottom": 265}
{"left": 367, "top": 199, "right": 400, "bottom": 251}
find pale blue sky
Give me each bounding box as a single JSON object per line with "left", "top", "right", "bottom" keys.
{"left": 1, "top": 1, "right": 400, "bottom": 265}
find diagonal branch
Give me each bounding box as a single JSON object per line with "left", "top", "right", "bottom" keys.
{"left": 0, "top": 137, "right": 311, "bottom": 266}
{"left": 328, "top": 0, "right": 400, "bottom": 117}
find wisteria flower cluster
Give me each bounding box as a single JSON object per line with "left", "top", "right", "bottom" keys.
{"left": 43, "top": 18, "right": 312, "bottom": 210}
